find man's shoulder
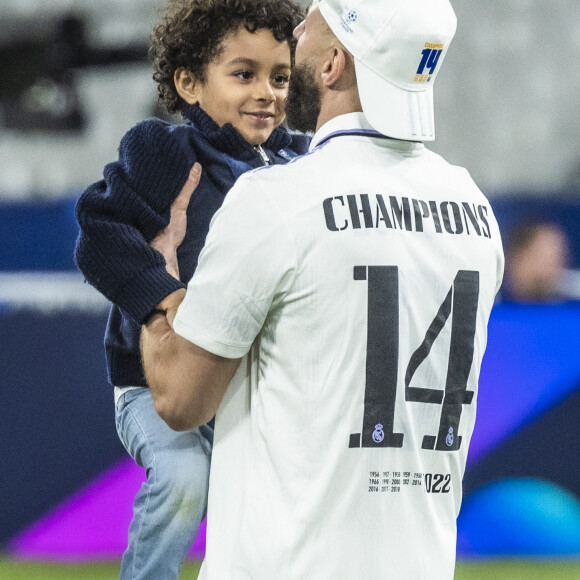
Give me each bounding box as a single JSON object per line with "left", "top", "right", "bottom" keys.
{"left": 419, "top": 145, "right": 471, "bottom": 175}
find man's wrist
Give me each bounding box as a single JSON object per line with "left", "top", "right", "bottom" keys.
{"left": 143, "top": 309, "right": 167, "bottom": 329}
{"left": 154, "top": 288, "right": 186, "bottom": 328}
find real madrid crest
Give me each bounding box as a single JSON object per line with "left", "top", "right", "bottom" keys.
{"left": 372, "top": 423, "right": 385, "bottom": 444}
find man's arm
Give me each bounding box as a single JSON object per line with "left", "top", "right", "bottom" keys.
{"left": 142, "top": 173, "right": 241, "bottom": 431}
{"left": 141, "top": 304, "right": 241, "bottom": 431}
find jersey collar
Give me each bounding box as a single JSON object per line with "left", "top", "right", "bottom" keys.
{"left": 308, "top": 112, "right": 422, "bottom": 152}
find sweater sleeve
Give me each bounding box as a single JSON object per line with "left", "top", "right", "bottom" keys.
{"left": 289, "top": 132, "right": 311, "bottom": 156}
{"left": 74, "top": 118, "right": 195, "bottom": 324}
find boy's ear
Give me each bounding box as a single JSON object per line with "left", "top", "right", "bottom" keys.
{"left": 174, "top": 68, "right": 199, "bottom": 105}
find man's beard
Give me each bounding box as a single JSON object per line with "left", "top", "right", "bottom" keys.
{"left": 285, "top": 62, "right": 321, "bottom": 134}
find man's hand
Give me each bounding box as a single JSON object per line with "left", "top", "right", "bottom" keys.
{"left": 151, "top": 163, "right": 202, "bottom": 279}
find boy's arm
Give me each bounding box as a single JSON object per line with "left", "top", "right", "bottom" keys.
{"left": 75, "top": 118, "right": 197, "bottom": 324}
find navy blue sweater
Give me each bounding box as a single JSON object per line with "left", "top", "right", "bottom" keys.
{"left": 75, "top": 104, "right": 309, "bottom": 387}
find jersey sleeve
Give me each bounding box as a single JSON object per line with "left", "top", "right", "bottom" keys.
{"left": 74, "top": 118, "right": 195, "bottom": 324}
{"left": 173, "top": 170, "right": 296, "bottom": 359}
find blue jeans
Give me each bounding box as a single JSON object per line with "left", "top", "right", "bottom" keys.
{"left": 115, "top": 387, "right": 213, "bottom": 580}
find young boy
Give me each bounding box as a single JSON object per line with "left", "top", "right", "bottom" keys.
{"left": 74, "top": 1, "right": 308, "bottom": 578}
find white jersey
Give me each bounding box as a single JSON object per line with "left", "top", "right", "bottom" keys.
{"left": 174, "top": 113, "right": 504, "bottom": 580}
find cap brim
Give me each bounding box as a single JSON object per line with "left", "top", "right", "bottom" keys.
{"left": 354, "top": 58, "right": 436, "bottom": 142}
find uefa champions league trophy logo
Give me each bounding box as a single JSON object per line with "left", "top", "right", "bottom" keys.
{"left": 339, "top": 9, "right": 358, "bottom": 33}
{"left": 372, "top": 423, "right": 385, "bottom": 444}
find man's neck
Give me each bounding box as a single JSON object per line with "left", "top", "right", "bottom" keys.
{"left": 316, "top": 90, "right": 363, "bottom": 132}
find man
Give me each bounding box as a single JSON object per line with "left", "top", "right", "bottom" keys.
{"left": 142, "top": 0, "right": 505, "bottom": 578}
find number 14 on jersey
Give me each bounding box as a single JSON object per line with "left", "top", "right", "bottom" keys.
{"left": 349, "top": 266, "right": 479, "bottom": 452}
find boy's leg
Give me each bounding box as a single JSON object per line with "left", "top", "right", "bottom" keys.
{"left": 115, "top": 387, "right": 213, "bottom": 580}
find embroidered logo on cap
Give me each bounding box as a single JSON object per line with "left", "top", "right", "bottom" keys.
{"left": 339, "top": 9, "right": 357, "bottom": 33}
{"left": 414, "top": 43, "right": 444, "bottom": 83}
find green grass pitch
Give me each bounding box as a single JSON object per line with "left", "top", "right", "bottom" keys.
{"left": 1, "top": 558, "right": 580, "bottom": 579}
{"left": 0, "top": 558, "right": 200, "bottom": 579}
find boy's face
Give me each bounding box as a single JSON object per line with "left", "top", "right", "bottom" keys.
{"left": 192, "top": 28, "right": 291, "bottom": 146}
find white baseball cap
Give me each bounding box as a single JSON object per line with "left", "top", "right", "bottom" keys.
{"left": 318, "top": 0, "right": 457, "bottom": 141}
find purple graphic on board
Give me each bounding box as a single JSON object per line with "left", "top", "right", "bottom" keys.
{"left": 6, "top": 304, "right": 580, "bottom": 561}
{"left": 7, "top": 458, "right": 206, "bottom": 561}
{"left": 468, "top": 305, "right": 580, "bottom": 465}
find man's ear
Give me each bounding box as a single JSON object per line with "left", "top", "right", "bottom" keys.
{"left": 174, "top": 68, "right": 199, "bottom": 105}
{"left": 320, "top": 46, "right": 347, "bottom": 89}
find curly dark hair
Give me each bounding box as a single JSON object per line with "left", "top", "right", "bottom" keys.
{"left": 150, "top": 0, "right": 304, "bottom": 115}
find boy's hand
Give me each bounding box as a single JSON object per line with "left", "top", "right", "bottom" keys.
{"left": 151, "top": 163, "right": 202, "bottom": 279}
